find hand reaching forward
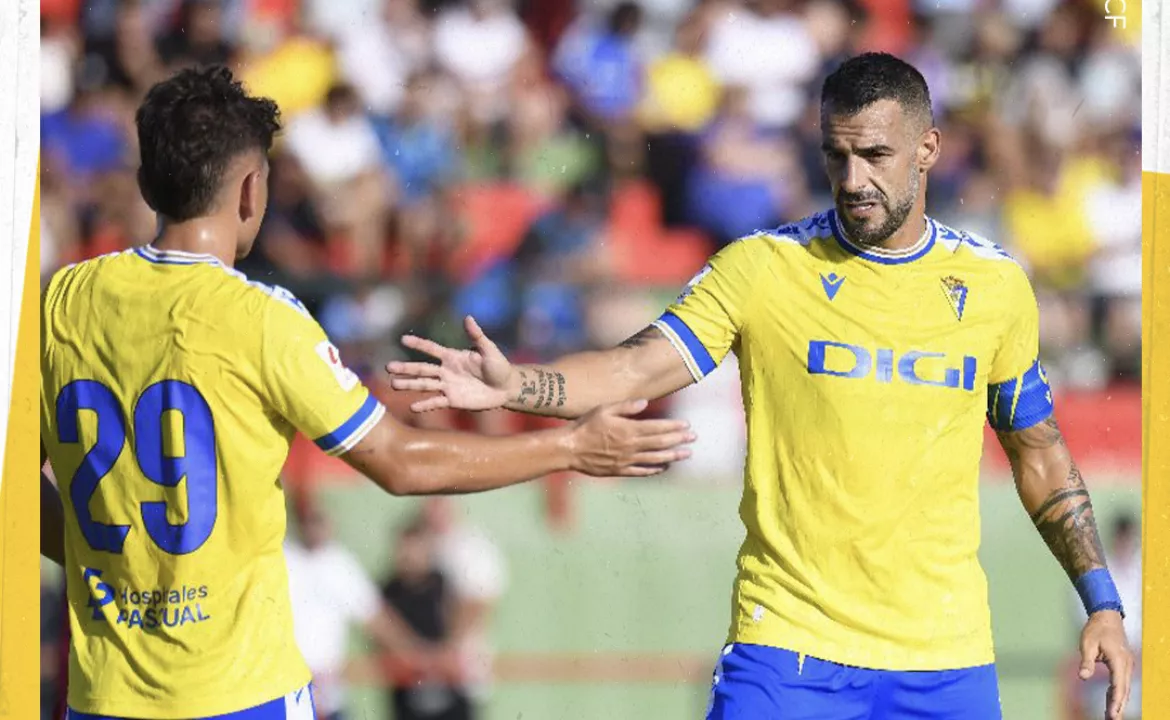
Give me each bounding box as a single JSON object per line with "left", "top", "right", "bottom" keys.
{"left": 387, "top": 316, "right": 514, "bottom": 413}
{"left": 567, "top": 399, "right": 695, "bottom": 477}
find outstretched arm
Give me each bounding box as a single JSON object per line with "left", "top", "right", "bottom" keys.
{"left": 259, "top": 290, "right": 696, "bottom": 498}
{"left": 389, "top": 316, "right": 695, "bottom": 420}
{"left": 995, "top": 416, "right": 1133, "bottom": 720}
{"left": 391, "top": 241, "right": 766, "bottom": 419}
{"left": 339, "top": 398, "right": 694, "bottom": 496}
{"left": 503, "top": 325, "right": 694, "bottom": 418}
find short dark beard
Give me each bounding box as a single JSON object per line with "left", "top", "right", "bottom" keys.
{"left": 837, "top": 168, "right": 919, "bottom": 247}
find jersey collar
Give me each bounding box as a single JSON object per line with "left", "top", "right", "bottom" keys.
{"left": 134, "top": 244, "right": 224, "bottom": 267}
{"left": 830, "top": 210, "right": 937, "bottom": 265}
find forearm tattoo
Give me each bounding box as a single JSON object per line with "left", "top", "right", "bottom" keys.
{"left": 511, "top": 326, "right": 662, "bottom": 411}
{"left": 998, "top": 418, "right": 1108, "bottom": 580}
{"left": 514, "top": 368, "right": 566, "bottom": 409}
{"left": 618, "top": 325, "right": 664, "bottom": 349}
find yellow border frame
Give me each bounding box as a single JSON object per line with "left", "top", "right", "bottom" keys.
{"left": 0, "top": 169, "right": 41, "bottom": 716}
{"left": 1142, "top": 170, "right": 1168, "bottom": 716}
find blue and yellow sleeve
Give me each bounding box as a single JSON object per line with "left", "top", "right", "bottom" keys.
{"left": 652, "top": 237, "right": 764, "bottom": 381}
{"left": 987, "top": 266, "right": 1053, "bottom": 431}
{"left": 259, "top": 292, "right": 386, "bottom": 456}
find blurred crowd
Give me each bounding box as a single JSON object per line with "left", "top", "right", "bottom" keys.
{"left": 284, "top": 495, "right": 507, "bottom": 720}
{"left": 39, "top": 0, "right": 1143, "bottom": 399}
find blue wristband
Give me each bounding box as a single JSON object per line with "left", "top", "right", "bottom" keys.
{"left": 1074, "top": 568, "right": 1125, "bottom": 618}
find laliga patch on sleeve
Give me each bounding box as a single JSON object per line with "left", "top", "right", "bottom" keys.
{"left": 315, "top": 341, "right": 360, "bottom": 392}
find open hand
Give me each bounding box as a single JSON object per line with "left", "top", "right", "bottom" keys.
{"left": 387, "top": 315, "right": 514, "bottom": 412}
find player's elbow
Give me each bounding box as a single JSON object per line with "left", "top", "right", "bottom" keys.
{"left": 369, "top": 452, "right": 439, "bottom": 497}
{"left": 359, "top": 455, "right": 426, "bottom": 496}
{"left": 341, "top": 418, "right": 431, "bottom": 496}
{"left": 344, "top": 418, "right": 476, "bottom": 496}
{"left": 1013, "top": 448, "right": 1067, "bottom": 487}
{"left": 378, "top": 465, "right": 430, "bottom": 497}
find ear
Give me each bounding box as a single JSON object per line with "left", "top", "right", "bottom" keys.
{"left": 239, "top": 169, "right": 261, "bottom": 223}
{"left": 918, "top": 127, "right": 941, "bottom": 172}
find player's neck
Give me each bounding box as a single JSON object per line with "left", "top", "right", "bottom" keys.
{"left": 152, "top": 218, "right": 238, "bottom": 267}
{"left": 836, "top": 211, "right": 931, "bottom": 258}
{"left": 877, "top": 213, "right": 929, "bottom": 253}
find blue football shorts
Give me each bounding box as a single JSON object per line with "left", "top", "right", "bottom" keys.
{"left": 705, "top": 643, "right": 1002, "bottom": 720}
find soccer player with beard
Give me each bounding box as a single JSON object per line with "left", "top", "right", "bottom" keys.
{"left": 387, "top": 53, "right": 1135, "bottom": 719}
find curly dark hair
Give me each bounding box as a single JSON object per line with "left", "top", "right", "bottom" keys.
{"left": 135, "top": 65, "right": 281, "bottom": 222}
{"left": 820, "top": 52, "right": 933, "bottom": 129}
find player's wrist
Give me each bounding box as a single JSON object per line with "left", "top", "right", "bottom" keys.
{"left": 504, "top": 365, "right": 523, "bottom": 398}
{"left": 1075, "top": 568, "right": 1125, "bottom": 619}
{"left": 501, "top": 365, "right": 529, "bottom": 411}
{"left": 550, "top": 423, "right": 580, "bottom": 472}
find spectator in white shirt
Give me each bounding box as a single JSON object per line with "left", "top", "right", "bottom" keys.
{"left": 433, "top": 0, "right": 533, "bottom": 126}
{"left": 335, "top": 0, "right": 434, "bottom": 117}
{"left": 420, "top": 498, "right": 508, "bottom": 710}
{"left": 1084, "top": 128, "right": 1142, "bottom": 381}
{"left": 381, "top": 517, "right": 473, "bottom": 720}
{"left": 285, "top": 497, "right": 429, "bottom": 720}
{"left": 283, "top": 83, "right": 394, "bottom": 276}
{"left": 702, "top": 0, "right": 821, "bottom": 130}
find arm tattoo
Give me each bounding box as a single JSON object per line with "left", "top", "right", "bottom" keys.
{"left": 1027, "top": 487, "right": 1090, "bottom": 523}
{"left": 997, "top": 417, "right": 1065, "bottom": 452}
{"left": 618, "top": 325, "right": 664, "bottom": 350}
{"left": 1030, "top": 462, "right": 1107, "bottom": 580}
{"left": 513, "top": 368, "right": 566, "bottom": 409}
{"left": 998, "top": 417, "right": 1107, "bottom": 581}
{"left": 511, "top": 326, "right": 661, "bottom": 412}
{"left": 516, "top": 370, "right": 538, "bottom": 407}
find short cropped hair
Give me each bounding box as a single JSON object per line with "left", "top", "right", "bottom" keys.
{"left": 136, "top": 65, "right": 281, "bottom": 221}
{"left": 820, "top": 52, "right": 933, "bottom": 129}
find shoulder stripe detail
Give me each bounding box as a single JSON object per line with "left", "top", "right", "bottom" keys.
{"left": 652, "top": 313, "right": 715, "bottom": 380}
{"left": 134, "top": 244, "right": 223, "bottom": 266}
{"left": 759, "top": 211, "right": 834, "bottom": 246}
{"left": 131, "top": 244, "right": 311, "bottom": 316}
{"left": 933, "top": 222, "right": 1018, "bottom": 263}
{"left": 221, "top": 267, "right": 312, "bottom": 318}
{"left": 314, "top": 394, "right": 386, "bottom": 456}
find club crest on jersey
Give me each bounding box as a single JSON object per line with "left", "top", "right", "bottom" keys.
{"left": 941, "top": 276, "right": 968, "bottom": 321}
{"left": 315, "top": 341, "right": 360, "bottom": 391}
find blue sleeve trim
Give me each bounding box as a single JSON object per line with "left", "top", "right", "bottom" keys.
{"left": 314, "top": 394, "right": 382, "bottom": 455}
{"left": 1075, "top": 568, "right": 1125, "bottom": 618}
{"left": 221, "top": 266, "right": 313, "bottom": 318}
{"left": 656, "top": 312, "right": 717, "bottom": 378}
{"left": 987, "top": 360, "right": 1054, "bottom": 431}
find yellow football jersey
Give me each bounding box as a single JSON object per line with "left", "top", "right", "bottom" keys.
{"left": 41, "top": 245, "right": 386, "bottom": 718}
{"left": 653, "top": 210, "right": 1052, "bottom": 671}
